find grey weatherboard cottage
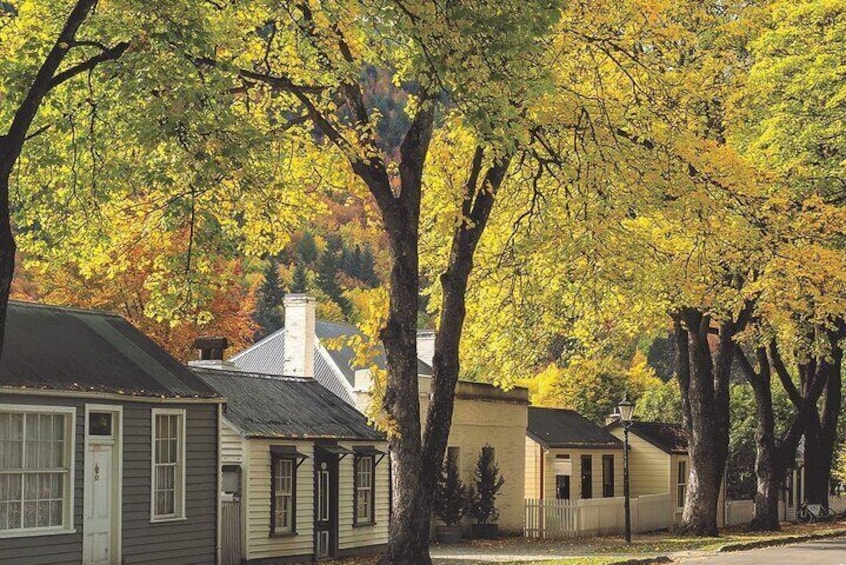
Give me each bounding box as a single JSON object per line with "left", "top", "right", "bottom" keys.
{"left": 0, "top": 301, "right": 223, "bottom": 565}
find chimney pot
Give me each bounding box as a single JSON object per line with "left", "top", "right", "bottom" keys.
{"left": 193, "top": 336, "right": 229, "bottom": 361}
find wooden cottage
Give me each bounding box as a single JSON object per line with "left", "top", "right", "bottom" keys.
{"left": 229, "top": 294, "right": 529, "bottom": 534}
{"left": 525, "top": 407, "right": 624, "bottom": 501}
{"left": 192, "top": 367, "right": 389, "bottom": 564}
{"left": 0, "top": 301, "right": 222, "bottom": 565}
{"left": 606, "top": 419, "right": 726, "bottom": 529}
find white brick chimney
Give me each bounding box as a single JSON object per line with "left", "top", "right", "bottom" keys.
{"left": 283, "top": 294, "right": 316, "bottom": 378}
{"left": 416, "top": 329, "right": 436, "bottom": 368}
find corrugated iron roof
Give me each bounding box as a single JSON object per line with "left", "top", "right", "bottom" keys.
{"left": 528, "top": 407, "right": 623, "bottom": 449}
{"left": 229, "top": 319, "right": 432, "bottom": 403}
{"left": 626, "top": 421, "right": 688, "bottom": 454}
{"left": 192, "top": 367, "right": 384, "bottom": 440}
{"left": 0, "top": 301, "right": 220, "bottom": 399}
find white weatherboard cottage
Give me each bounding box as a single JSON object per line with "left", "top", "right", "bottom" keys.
{"left": 192, "top": 354, "right": 389, "bottom": 564}
{"left": 230, "top": 294, "right": 530, "bottom": 535}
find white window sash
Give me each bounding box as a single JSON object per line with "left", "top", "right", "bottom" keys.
{"left": 0, "top": 404, "right": 75, "bottom": 537}
{"left": 150, "top": 408, "right": 186, "bottom": 522}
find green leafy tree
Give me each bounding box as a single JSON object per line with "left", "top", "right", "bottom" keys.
{"left": 0, "top": 0, "right": 128, "bottom": 358}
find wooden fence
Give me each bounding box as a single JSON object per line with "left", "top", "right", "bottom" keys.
{"left": 524, "top": 493, "right": 671, "bottom": 539}
{"left": 528, "top": 494, "right": 846, "bottom": 539}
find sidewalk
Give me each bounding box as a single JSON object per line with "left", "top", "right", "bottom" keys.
{"left": 429, "top": 521, "right": 846, "bottom": 564}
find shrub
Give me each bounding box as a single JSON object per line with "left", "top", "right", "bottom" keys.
{"left": 469, "top": 445, "right": 505, "bottom": 524}
{"left": 434, "top": 453, "right": 470, "bottom": 526}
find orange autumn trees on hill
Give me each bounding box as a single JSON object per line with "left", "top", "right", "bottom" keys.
{"left": 12, "top": 228, "right": 256, "bottom": 362}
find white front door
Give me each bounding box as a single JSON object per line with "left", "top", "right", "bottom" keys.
{"left": 83, "top": 408, "right": 120, "bottom": 565}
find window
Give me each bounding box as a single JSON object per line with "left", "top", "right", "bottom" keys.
{"left": 271, "top": 456, "right": 295, "bottom": 534}
{"left": 555, "top": 475, "right": 570, "bottom": 500}
{"left": 602, "top": 455, "right": 615, "bottom": 498}
{"left": 151, "top": 409, "right": 185, "bottom": 521}
{"left": 355, "top": 455, "right": 375, "bottom": 525}
{"left": 0, "top": 406, "right": 74, "bottom": 535}
{"left": 580, "top": 455, "right": 593, "bottom": 499}
{"left": 677, "top": 460, "right": 687, "bottom": 509}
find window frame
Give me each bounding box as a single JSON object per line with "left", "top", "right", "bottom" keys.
{"left": 270, "top": 451, "right": 297, "bottom": 536}
{"left": 353, "top": 454, "right": 376, "bottom": 526}
{"left": 0, "top": 404, "right": 76, "bottom": 538}
{"left": 150, "top": 408, "right": 186, "bottom": 523}
{"left": 580, "top": 454, "right": 593, "bottom": 499}
{"left": 676, "top": 459, "right": 687, "bottom": 509}
{"left": 602, "top": 454, "right": 615, "bottom": 498}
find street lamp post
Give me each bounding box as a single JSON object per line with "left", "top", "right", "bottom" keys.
{"left": 618, "top": 395, "right": 636, "bottom": 544}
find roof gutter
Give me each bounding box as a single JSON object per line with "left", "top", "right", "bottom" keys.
{"left": 0, "top": 386, "right": 225, "bottom": 404}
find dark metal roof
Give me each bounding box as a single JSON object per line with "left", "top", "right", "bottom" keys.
{"left": 192, "top": 367, "right": 384, "bottom": 441}
{"left": 626, "top": 421, "right": 688, "bottom": 454}
{"left": 229, "top": 319, "right": 432, "bottom": 398}
{"left": 527, "top": 407, "right": 623, "bottom": 449}
{"left": 0, "top": 301, "right": 220, "bottom": 399}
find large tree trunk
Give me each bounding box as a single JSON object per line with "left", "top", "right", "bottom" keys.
{"left": 744, "top": 348, "right": 782, "bottom": 531}
{"left": 380, "top": 220, "right": 432, "bottom": 562}
{"left": 734, "top": 345, "right": 806, "bottom": 532}
{"left": 379, "top": 110, "right": 433, "bottom": 565}
{"left": 803, "top": 334, "right": 842, "bottom": 505}
{"left": 0, "top": 169, "right": 14, "bottom": 361}
{"left": 676, "top": 307, "right": 748, "bottom": 536}
{"left": 769, "top": 324, "right": 844, "bottom": 508}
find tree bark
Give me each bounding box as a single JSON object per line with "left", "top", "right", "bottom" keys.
{"left": 676, "top": 306, "right": 749, "bottom": 536}
{"left": 736, "top": 347, "right": 782, "bottom": 531}
{"left": 0, "top": 0, "right": 128, "bottom": 363}
{"left": 376, "top": 108, "right": 433, "bottom": 565}
{"left": 803, "top": 327, "right": 843, "bottom": 505}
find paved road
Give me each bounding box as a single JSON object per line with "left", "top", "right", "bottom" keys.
{"left": 680, "top": 536, "right": 846, "bottom": 564}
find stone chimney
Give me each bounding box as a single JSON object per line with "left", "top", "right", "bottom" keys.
{"left": 416, "top": 329, "right": 436, "bottom": 368}
{"left": 605, "top": 411, "right": 622, "bottom": 427}
{"left": 283, "top": 294, "right": 316, "bottom": 378}
{"left": 189, "top": 336, "right": 236, "bottom": 369}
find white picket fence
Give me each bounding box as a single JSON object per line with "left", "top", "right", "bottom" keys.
{"left": 525, "top": 493, "right": 671, "bottom": 539}
{"left": 527, "top": 495, "right": 846, "bottom": 539}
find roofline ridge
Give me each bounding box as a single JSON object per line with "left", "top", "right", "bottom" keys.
{"left": 9, "top": 299, "right": 123, "bottom": 319}
{"left": 190, "top": 366, "right": 312, "bottom": 383}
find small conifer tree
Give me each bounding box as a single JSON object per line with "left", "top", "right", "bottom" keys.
{"left": 470, "top": 446, "right": 505, "bottom": 524}
{"left": 434, "top": 454, "right": 469, "bottom": 527}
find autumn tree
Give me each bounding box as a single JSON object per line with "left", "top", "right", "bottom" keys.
{"left": 730, "top": 0, "right": 846, "bottom": 514}
{"left": 0, "top": 0, "right": 128, "bottom": 358}
{"left": 165, "top": 2, "right": 564, "bottom": 561}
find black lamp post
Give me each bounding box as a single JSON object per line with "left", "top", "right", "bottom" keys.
{"left": 618, "top": 394, "right": 636, "bottom": 544}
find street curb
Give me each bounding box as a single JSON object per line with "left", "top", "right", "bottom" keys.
{"left": 609, "top": 557, "right": 672, "bottom": 565}
{"left": 717, "top": 528, "right": 846, "bottom": 553}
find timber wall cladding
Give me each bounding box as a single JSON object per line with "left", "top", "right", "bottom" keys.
{"left": 0, "top": 396, "right": 218, "bottom": 565}
{"left": 121, "top": 403, "right": 218, "bottom": 564}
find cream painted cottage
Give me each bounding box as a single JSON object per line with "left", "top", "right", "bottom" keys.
{"left": 193, "top": 365, "right": 389, "bottom": 564}
{"left": 524, "top": 407, "right": 624, "bottom": 502}
{"left": 606, "top": 419, "right": 726, "bottom": 529}
{"left": 230, "top": 294, "right": 529, "bottom": 535}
